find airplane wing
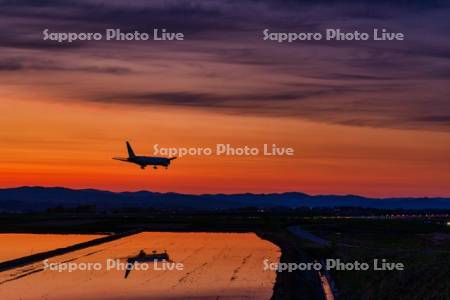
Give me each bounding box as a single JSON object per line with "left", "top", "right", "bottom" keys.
{"left": 113, "top": 157, "right": 129, "bottom": 162}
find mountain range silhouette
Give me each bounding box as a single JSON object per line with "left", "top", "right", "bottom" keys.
{"left": 0, "top": 186, "right": 449, "bottom": 212}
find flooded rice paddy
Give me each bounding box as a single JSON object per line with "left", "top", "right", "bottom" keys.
{"left": 0, "top": 232, "right": 280, "bottom": 300}
{"left": 0, "top": 233, "right": 105, "bottom": 263}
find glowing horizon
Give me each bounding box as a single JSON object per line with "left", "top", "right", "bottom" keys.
{"left": 0, "top": 1, "right": 449, "bottom": 198}
{"left": 1, "top": 98, "right": 449, "bottom": 197}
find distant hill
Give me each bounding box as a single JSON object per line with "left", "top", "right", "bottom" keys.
{"left": 0, "top": 186, "right": 449, "bottom": 212}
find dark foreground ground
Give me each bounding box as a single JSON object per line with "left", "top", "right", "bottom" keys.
{"left": 0, "top": 211, "right": 448, "bottom": 300}
{"left": 300, "top": 218, "right": 450, "bottom": 300}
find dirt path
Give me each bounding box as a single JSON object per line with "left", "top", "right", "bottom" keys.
{"left": 256, "top": 230, "right": 326, "bottom": 300}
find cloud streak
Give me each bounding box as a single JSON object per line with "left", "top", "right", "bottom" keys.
{"left": 0, "top": 0, "right": 449, "bottom": 131}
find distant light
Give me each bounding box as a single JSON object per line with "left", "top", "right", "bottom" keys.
{"left": 447, "top": 221, "right": 450, "bottom": 226}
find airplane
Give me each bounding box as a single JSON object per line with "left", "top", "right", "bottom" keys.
{"left": 113, "top": 141, "right": 176, "bottom": 169}
{"left": 123, "top": 249, "right": 171, "bottom": 279}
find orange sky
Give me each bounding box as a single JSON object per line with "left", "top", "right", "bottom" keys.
{"left": 1, "top": 97, "right": 449, "bottom": 197}
{"left": 1, "top": 1, "right": 450, "bottom": 197}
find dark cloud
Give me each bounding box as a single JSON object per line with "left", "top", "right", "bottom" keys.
{"left": 310, "top": 73, "right": 398, "bottom": 81}
{"left": 89, "top": 84, "right": 449, "bottom": 132}
{"left": 0, "top": 60, "right": 22, "bottom": 71}
{"left": 0, "top": 58, "right": 133, "bottom": 74}
{"left": 92, "top": 85, "right": 365, "bottom": 108}
{"left": 0, "top": 0, "right": 449, "bottom": 131}
{"left": 92, "top": 91, "right": 318, "bottom": 108}
{"left": 414, "top": 116, "right": 450, "bottom": 124}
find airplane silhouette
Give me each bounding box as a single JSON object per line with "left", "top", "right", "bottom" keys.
{"left": 113, "top": 142, "right": 176, "bottom": 169}
{"left": 124, "top": 250, "right": 171, "bottom": 279}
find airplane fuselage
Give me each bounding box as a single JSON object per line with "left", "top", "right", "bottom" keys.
{"left": 129, "top": 156, "right": 172, "bottom": 168}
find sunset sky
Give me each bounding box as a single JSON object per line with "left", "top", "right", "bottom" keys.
{"left": 1, "top": 1, "right": 449, "bottom": 197}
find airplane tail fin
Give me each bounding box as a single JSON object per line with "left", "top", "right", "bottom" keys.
{"left": 126, "top": 141, "right": 136, "bottom": 158}
{"left": 124, "top": 258, "right": 135, "bottom": 279}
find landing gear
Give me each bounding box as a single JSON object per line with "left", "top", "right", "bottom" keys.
{"left": 153, "top": 166, "right": 157, "bottom": 169}
{"left": 140, "top": 165, "right": 146, "bottom": 170}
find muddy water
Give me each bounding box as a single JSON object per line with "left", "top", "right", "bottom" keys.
{"left": 0, "top": 232, "right": 280, "bottom": 300}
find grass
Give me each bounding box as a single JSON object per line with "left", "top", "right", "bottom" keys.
{"left": 300, "top": 218, "right": 450, "bottom": 300}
